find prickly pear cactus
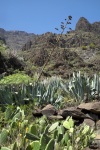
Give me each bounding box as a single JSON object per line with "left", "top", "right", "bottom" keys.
{"left": 0, "top": 129, "right": 9, "bottom": 145}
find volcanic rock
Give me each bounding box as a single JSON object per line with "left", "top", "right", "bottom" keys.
{"left": 75, "top": 17, "right": 92, "bottom": 32}
{"left": 41, "top": 104, "right": 57, "bottom": 116}
{"left": 78, "top": 102, "right": 100, "bottom": 114}
{"left": 58, "top": 107, "right": 90, "bottom": 119}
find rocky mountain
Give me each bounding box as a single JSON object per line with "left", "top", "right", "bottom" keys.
{"left": 0, "top": 17, "right": 100, "bottom": 78}
{"left": 0, "top": 33, "right": 25, "bottom": 75}
{"left": 75, "top": 17, "right": 100, "bottom": 34}
{"left": 92, "top": 21, "right": 100, "bottom": 34}
{"left": 0, "top": 28, "right": 5, "bottom": 38}
{"left": 75, "top": 17, "right": 92, "bottom": 32}
{"left": 0, "top": 28, "right": 36, "bottom": 50}
{"left": 21, "top": 17, "right": 100, "bottom": 78}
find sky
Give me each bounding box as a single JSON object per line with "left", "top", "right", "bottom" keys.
{"left": 0, "top": 0, "right": 100, "bottom": 34}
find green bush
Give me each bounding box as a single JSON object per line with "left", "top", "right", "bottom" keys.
{"left": 0, "top": 45, "right": 6, "bottom": 52}
{"left": 89, "top": 43, "right": 95, "bottom": 49}
{"left": 82, "top": 45, "right": 87, "bottom": 50}
{"left": 0, "top": 73, "right": 32, "bottom": 84}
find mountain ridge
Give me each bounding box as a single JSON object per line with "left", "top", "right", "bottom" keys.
{"left": 0, "top": 17, "right": 100, "bottom": 78}
{"left": 75, "top": 17, "right": 100, "bottom": 34}
{"left": 0, "top": 17, "right": 100, "bottom": 51}
{"left": 21, "top": 17, "right": 100, "bottom": 78}
{"left": 0, "top": 28, "right": 36, "bottom": 50}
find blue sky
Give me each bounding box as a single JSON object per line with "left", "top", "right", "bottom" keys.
{"left": 0, "top": 0, "right": 100, "bottom": 34}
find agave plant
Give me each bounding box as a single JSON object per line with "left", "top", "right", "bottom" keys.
{"left": 0, "top": 76, "right": 63, "bottom": 107}
{"left": 0, "top": 72, "right": 100, "bottom": 106}
{"left": 35, "top": 76, "right": 63, "bottom": 107}
{"left": 68, "top": 72, "right": 91, "bottom": 101}
{"left": 61, "top": 71, "right": 99, "bottom": 102}
{"left": 91, "top": 73, "right": 100, "bottom": 99}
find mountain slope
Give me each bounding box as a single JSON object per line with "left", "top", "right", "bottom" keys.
{"left": 21, "top": 17, "right": 100, "bottom": 78}
{"left": 0, "top": 17, "right": 100, "bottom": 78}
{"left": 0, "top": 28, "right": 36, "bottom": 50}
{"left": 0, "top": 38, "right": 24, "bottom": 75}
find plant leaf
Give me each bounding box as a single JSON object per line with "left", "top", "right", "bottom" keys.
{"left": 48, "top": 122, "right": 59, "bottom": 132}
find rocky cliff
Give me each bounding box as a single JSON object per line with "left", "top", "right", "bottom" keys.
{"left": 0, "top": 28, "right": 36, "bottom": 50}
{"left": 75, "top": 17, "right": 100, "bottom": 34}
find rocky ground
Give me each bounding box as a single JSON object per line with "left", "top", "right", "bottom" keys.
{"left": 33, "top": 101, "right": 100, "bottom": 150}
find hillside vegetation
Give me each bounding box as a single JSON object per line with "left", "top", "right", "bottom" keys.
{"left": 21, "top": 17, "right": 100, "bottom": 78}
{"left": 0, "top": 17, "right": 100, "bottom": 78}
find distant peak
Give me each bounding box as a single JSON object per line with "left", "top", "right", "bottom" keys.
{"left": 78, "top": 17, "right": 89, "bottom": 22}
{"left": 75, "top": 17, "right": 91, "bottom": 32}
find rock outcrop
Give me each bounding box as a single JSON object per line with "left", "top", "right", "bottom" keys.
{"left": 75, "top": 17, "right": 92, "bottom": 32}
{"left": 92, "top": 22, "right": 100, "bottom": 34}
{"left": 75, "top": 17, "right": 100, "bottom": 34}
{"left": 78, "top": 102, "right": 100, "bottom": 114}
{"left": 0, "top": 28, "right": 36, "bottom": 50}
{"left": 41, "top": 104, "right": 57, "bottom": 116}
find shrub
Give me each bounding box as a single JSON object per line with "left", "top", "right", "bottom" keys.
{"left": 0, "top": 45, "right": 6, "bottom": 53}
{"left": 0, "top": 73, "right": 32, "bottom": 84}
{"left": 89, "top": 43, "right": 95, "bottom": 49}
{"left": 82, "top": 45, "right": 87, "bottom": 50}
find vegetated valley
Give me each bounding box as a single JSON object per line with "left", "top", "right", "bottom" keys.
{"left": 0, "top": 17, "right": 100, "bottom": 150}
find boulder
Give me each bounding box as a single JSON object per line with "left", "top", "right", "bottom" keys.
{"left": 95, "top": 135, "right": 100, "bottom": 140}
{"left": 41, "top": 104, "right": 57, "bottom": 116}
{"left": 32, "top": 108, "right": 42, "bottom": 117}
{"left": 96, "top": 120, "right": 100, "bottom": 130}
{"left": 85, "top": 134, "right": 100, "bottom": 150}
{"left": 58, "top": 107, "right": 90, "bottom": 119}
{"left": 78, "top": 102, "right": 100, "bottom": 114}
{"left": 90, "top": 136, "right": 100, "bottom": 150}
{"left": 83, "top": 119, "right": 95, "bottom": 128}
{"left": 84, "top": 112, "right": 99, "bottom": 122}
{"left": 47, "top": 115, "right": 63, "bottom": 120}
